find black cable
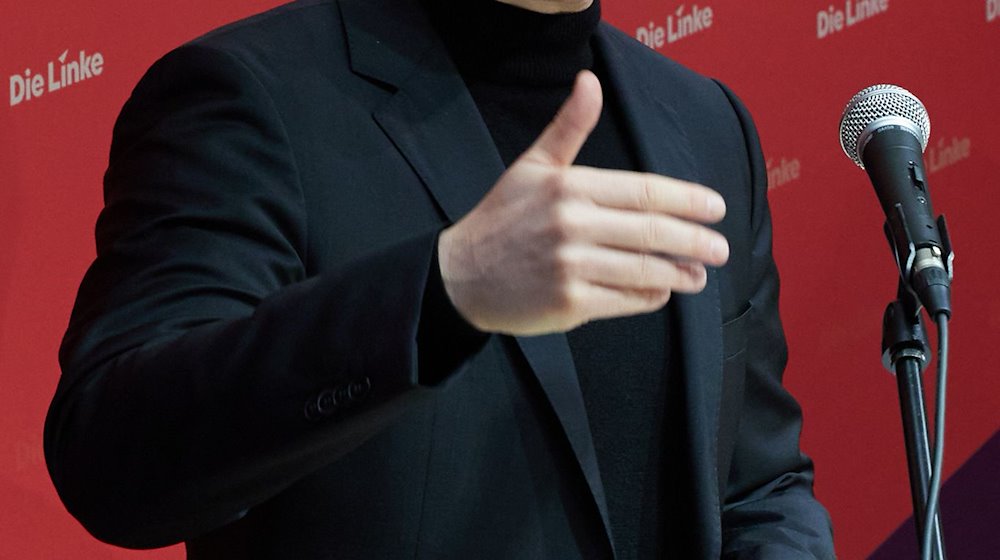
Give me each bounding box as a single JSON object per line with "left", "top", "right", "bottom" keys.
{"left": 921, "top": 313, "right": 949, "bottom": 560}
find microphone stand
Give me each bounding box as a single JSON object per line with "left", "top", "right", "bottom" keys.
{"left": 881, "top": 286, "right": 946, "bottom": 560}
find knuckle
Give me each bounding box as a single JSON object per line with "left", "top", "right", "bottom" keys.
{"left": 637, "top": 174, "right": 656, "bottom": 211}
{"left": 650, "top": 258, "right": 674, "bottom": 291}
{"left": 640, "top": 215, "right": 660, "bottom": 251}
{"left": 551, "top": 245, "right": 579, "bottom": 281}
{"left": 551, "top": 280, "right": 581, "bottom": 314}
{"left": 546, "top": 202, "right": 578, "bottom": 243}
{"left": 636, "top": 253, "right": 653, "bottom": 287}
{"left": 544, "top": 171, "right": 572, "bottom": 200}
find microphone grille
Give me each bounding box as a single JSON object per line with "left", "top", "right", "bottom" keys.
{"left": 839, "top": 84, "right": 931, "bottom": 168}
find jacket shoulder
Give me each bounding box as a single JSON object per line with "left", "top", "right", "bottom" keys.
{"left": 190, "top": 0, "right": 339, "bottom": 51}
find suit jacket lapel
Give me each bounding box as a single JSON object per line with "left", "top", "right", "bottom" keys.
{"left": 511, "top": 334, "right": 614, "bottom": 549}
{"left": 596, "top": 25, "right": 726, "bottom": 557}
{"left": 341, "top": 0, "right": 615, "bottom": 549}
{"left": 342, "top": 0, "right": 504, "bottom": 219}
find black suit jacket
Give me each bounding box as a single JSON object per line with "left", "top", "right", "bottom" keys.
{"left": 45, "top": 0, "right": 835, "bottom": 558}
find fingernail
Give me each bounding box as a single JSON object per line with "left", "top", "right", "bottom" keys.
{"left": 693, "top": 263, "right": 707, "bottom": 282}
{"left": 707, "top": 195, "right": 725, "bottom": 219}
{"left": 711, "top": 238, "right": 729, "bottom": 263}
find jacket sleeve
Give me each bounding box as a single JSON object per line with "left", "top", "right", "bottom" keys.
{"left": 714, "top": 81, "right": 837, "bottom": 560}
{"left": 44, "top": 44, "right": 483, "bottom": 549}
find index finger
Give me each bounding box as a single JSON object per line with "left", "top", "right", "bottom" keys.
{"left": 563, "top": 166, "right": 726, "bottom": 223}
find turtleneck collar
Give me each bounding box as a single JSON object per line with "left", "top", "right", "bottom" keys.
{"left": 423, "top": 0, "right": 601, "bottom": 86}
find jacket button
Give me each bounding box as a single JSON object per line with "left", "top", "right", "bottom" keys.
{"left": 304, "top": 400, "right": 320, "bottom": 421}
{"left": 348, "top": 377, "right": 372, "bottom": 400}
{"left": 316, "top": 390, "right": 337, "bottom": 414}
{"left": 333, "top": 385, "right": 348, "bottom": 403}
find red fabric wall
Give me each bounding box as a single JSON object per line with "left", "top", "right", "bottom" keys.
{"left": 2, "top": 1, "right": 998, "bottom": 558}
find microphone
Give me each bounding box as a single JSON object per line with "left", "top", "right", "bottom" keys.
{"left": 839, "top": 84, "right": 953, "bottom": 318}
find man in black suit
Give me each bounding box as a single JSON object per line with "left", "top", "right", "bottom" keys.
{"left": 45, "top": 0, "right": 836, "bottom": 557}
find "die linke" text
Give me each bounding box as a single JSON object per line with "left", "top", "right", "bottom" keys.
{"left": 817, "top": 0, "right": 889, "bottom": 39}
{"left": 636, "top": 4, "right": 714, "bottom": 49}
{"left": 9, "top": 49, "right": 104, "bottom": 107}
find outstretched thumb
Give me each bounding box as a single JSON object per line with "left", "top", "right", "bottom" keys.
{"left": 523, "top": 70, "right": 603, "bottom": 167}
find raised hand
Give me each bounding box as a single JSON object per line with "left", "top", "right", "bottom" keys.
{"left": 437, "top": 70, "right": 728, "bottom": 335}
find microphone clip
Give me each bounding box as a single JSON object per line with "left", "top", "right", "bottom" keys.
{"left": 883, "top": 208, "right": 954, "bottom": 319}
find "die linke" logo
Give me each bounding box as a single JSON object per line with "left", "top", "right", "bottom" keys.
{"left": 817, "top": 0, "right": 889, "bottom": 39}
{"left": 9, "top": 49, "right": 104, "bottom": 108}
{"left": 767, "top": 157, "right": 803, "bottom": 190}
{"left": 928, "top": 136, "right": 972, "bottom": 174}
{"left": 636, "top": 4, "right": 714, "bottom": 49}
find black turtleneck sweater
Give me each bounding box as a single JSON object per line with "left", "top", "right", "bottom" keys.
{"left": 422, "top": 1, "right": 679, "bottom": 557}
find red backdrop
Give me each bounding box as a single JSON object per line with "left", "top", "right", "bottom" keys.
{"left": 3, "top": 1, "right": 998, "bottom": 558}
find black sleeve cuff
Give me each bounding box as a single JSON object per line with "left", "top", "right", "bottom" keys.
{"left": 416, "top": 232, "right": 490, "bottom": 385}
